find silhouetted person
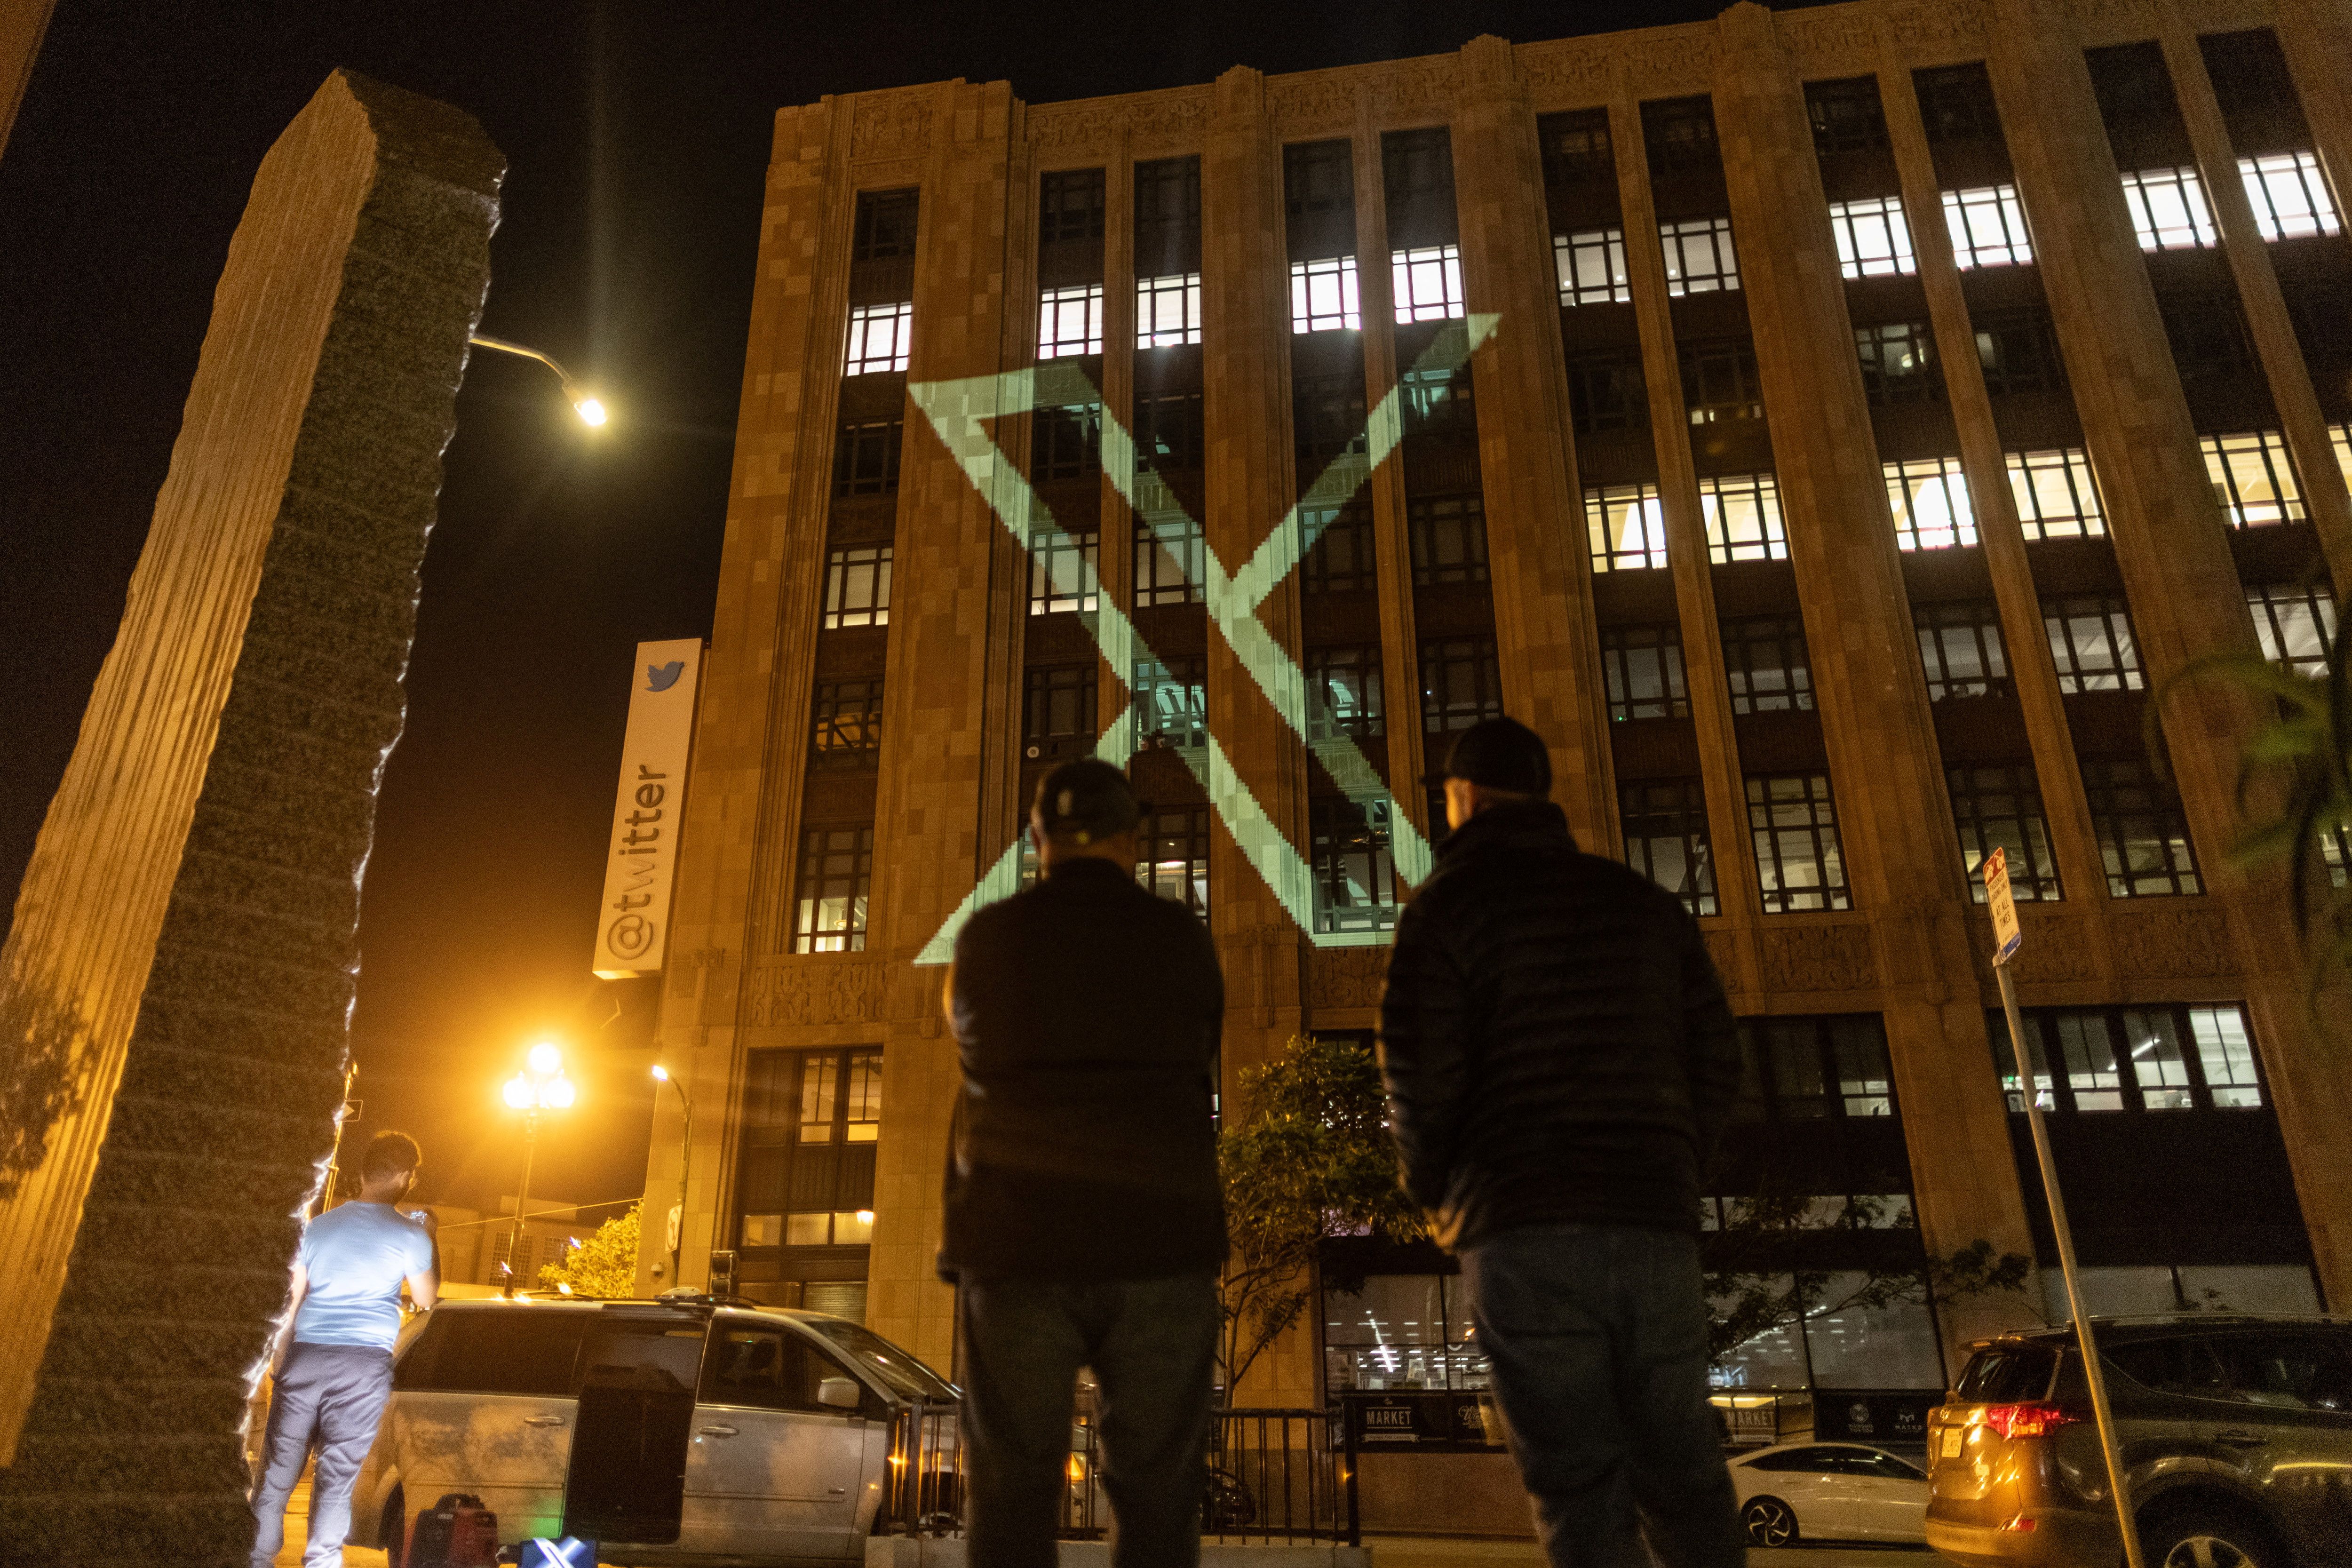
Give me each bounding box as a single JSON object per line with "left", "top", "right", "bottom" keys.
{"left": 1378, "top": 718, "right": 1744, "bottom": 1568}
{"left": 250, "top": 1130, "right": 439, "bottom": 1568}
{"left": 942, "top": 759, "right": 1225, "bottom": 1568}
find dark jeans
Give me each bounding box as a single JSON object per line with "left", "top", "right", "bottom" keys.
{"left": 248, "top": 1341, "right": 396, "bottom": 1568}
{"left": 1462, "top": 1224, "right": 1743, "bottom": 1568}
{"left": 957, "top": 1271, "right": 1221, "bottom": 1568}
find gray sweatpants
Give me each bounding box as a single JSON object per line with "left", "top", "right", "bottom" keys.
{"left": 249, "top": 1341, "right": 395, "bottom": 1568}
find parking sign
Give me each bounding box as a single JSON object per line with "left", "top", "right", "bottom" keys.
{"left": 1983, "top": 846, "right": 2022, "bottom": 964}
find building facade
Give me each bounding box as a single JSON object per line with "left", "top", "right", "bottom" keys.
{"left": 636, "top": 0, "right": 2352, "bottom": 1416}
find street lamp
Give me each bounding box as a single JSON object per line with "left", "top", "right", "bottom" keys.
{"left": 468, "top": 333, "right": 609, "bottom": 427}
{"left": 501, "top": 1041, "right": 576, "bottom": 1295}
{"left": 651, "top": 1065, "right": 692, "bottom": 1286}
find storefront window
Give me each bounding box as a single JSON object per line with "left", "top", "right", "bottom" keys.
{"left": 1322, "top": 1275, "right": 1487, "bottom": 1395}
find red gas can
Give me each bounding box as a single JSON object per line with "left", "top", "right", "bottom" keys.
{"left": 405, "top": 1491, "right": 501, "bottom": 1568}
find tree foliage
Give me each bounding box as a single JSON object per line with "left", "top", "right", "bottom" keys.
{"left": 538, "top": 1203, "right": 642, "bottom": 1298}
{"left": 1217, "top": 1034, "right": 1422, "bottom": 1394}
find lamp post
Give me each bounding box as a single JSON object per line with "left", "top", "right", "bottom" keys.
{"left": 467, "top": 332, "right": 609, "bottom": 427}
{"left": 501, "top": 1041, "right": 576, "bottom": 1295}
{"left": 651, "top": 1064, "right": 692, "bottom": 1286}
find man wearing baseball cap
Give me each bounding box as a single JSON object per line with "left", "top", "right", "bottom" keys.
{"left": 1377, "top": 717, "right": 1744, "bottom": 1568}
{"left": 941, "top": 758, "right": 1226, "bottom": 1568}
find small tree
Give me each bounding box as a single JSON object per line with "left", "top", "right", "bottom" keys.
{"left": 1217, "top": 1034, "right": 1422, "bottom": 1395}
{"left": 538, "top": 1202, "right": 641, "bottom": 1298}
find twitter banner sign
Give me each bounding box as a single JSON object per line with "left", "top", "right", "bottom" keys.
{"left": 593, "top": 638, "right": 704, "bottom": 979}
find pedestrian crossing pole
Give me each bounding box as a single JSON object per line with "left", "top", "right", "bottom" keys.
{"left": 1982, "top": 848, "right": 2145, "bottom": 1568}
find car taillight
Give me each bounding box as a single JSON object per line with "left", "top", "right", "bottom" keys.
{"left": 1980, "top": 1402, "right": 2080, "bottom": 1439}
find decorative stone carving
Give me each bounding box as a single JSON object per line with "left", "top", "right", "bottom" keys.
{"left": 1029, "top": 103, "right": 1118, "bottom": 150}
{"left": 1369, "top": 62, "right": 1461, "bottom": 120}
{"left": 1518, "top": 43, "right": 1615, "bottom": 104}
{"left": 850, "top": 95, "right": 931, "bottom": 159}
{"left": 2112, "top": 905, "right": 2238, "bottom": 980}
{"left": 1127, "top": 90, "right": 1211, "bottom": 147}
{"left": 747, "top": 958, "right": 887, "bottom": 1027}
{"left": 2050, "top": 0, "right": 2159, "bottom": 35}
{"left": 1778, "top": 10, "right": 1881, "bottom": 68}
{"left": 1307, "top": 947, "right": 1390, "bottom": 1010}
{"left": 1268, "top": 76, "right": 1357, "bottom": 135}
{"left": 1889, "top": 0, "right": 1989, "bottom": 48}
{"left": 1617, "top": 32, "right": 1719, "bottom": 94}
{"left": 850, "top": 156, "right": 922, "bottom": 187}
{"left": 1701, "top": 930, "right": 1747, "bottom": 992}
{"left": 1756, "top": 924, "right": 1880, "bottom": 993}
{"left": 2010, "top": 915, "right": 2102, "bottom": 983}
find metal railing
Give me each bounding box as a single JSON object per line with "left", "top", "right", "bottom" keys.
{"left": 877, "top": 1402, "right": 1359, "bottom": 1547}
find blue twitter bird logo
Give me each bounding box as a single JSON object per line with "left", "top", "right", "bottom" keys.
{"left": 646, "top": 660, "right": 685, "bottom": 692}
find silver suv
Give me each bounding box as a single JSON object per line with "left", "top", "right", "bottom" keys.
{"left": 350, "top": 1296, "right": 958, "bottom": 1564}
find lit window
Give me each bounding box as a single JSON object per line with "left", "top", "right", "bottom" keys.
{"left": 1599, "top": 624, "right": 1689, "bottom": 722}
{"left": 821, "top": 544, "right": 893, "bottom": 629}
{"left": 2006, "top": 448, "right": 2106, "bottom": 540}
{"left": 1940, "top": 184, "right": 2033, "bottom": 268}
{"left": 2121, "top": 1009, "right": 2197, "bottom": 1110}
{"left": 1949, "top": 764, "right": 2060, "bottom": 903}
{"left": 2201, "top": 431, "right": 2304, "bottom": 527}
{"left": 1746, "top": 773, "right": 1851, "bottom": 914}
{"left": 810, "top": 678, "right": 884, "bottom": 770}
{"left": 1133, "top": 514, "right": 1203, "bottom": 607}
{"left": 1420, "top": 637, "right": 1503, "bottom": 735}
{"left": 1311, "top": 797, "right": 1398, "bottom": 934}
{"left": 1290, "top": 256, "right": 1362, "bottom": 333}
{"left": 1305, "top": 646, "right": 1385, "bottom": 743}
{"left": 1391, "top": 243, "right": 1465, "bottom": 323}
{"left": 1132, "top": 657, "right": 1206, "bottom": 752}
{"left": 2189, "top": 1006, "right": 2264, "bottom": 1107}
{"left": 1720, "top": 614, "right": 1814, "bottom": 715}
{"left": 1136, "top": 272, "right": 1203, "bottom": 348}
{"left": 1585, "top": 482, "right": 1668, "bottom": 572}
{"left": 2333, "top": 422, "right": 2352, "bottom": 492}
{"left": 2082, "top": 757, "right": 2201, "bottom": 897}
{"left": 1827, "top": 196, "right": 1917, "bottom": 278}
{"left": 1914, "top": 601, "right": 2010, "bottom": 701}
{"left": 1028, "top": 532, "right": 1099, "bottom": 615}
{"left": 1137, "top": 805, "right": 1210, "bottom": 921}
{"left": 1660, "top": 216, "right": 1740, "bottom": 295}
{"left": 2121, "top": 167, "right": 2217, "bottom": 250}
{"left": 844, "top": 302, "right": 913, "bottom": 375}
{"left": 1038, "top": 283, "right": 1104, "bottom": 359}
{"left": 2245, "top": 582, "right": 2337, "bottom": 680}
{"left": 1884, "top": 456, "right": 1976, "bottom": 551}
{"left": 2043, "top": 595, "right": 2144, "bottom": 693}
{"left": 2238, "top": 151, "right": 2340, "bottom": 241}
{"left": 1554, "top": 228, "right": 1630, "bottom": 306}
{"left": 1619, "top": 778, "right": 1718, "bottom": 916}
{"left": 1698, "top": 471, "right": 1786, "bottom": 564}
{"left": 792, "top": 827, "right": 873, "bottom": 953}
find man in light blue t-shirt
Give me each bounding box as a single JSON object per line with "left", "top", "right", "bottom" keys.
{"left": 250, "top": 1130, "right": 439, "bottom": 1568}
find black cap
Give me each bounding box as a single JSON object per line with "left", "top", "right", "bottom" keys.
{"left": 1442, "top": 716, "right": 1552, "bottom": 797}
{"left": 1031, "top": 758, "right": 1142, "bottom": 844}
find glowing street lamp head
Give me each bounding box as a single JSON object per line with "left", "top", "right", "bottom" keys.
{"left": 572, "top": 395, "right": 609, "bottom": 427}
{"left": 650, "top": 1064, "right": 670, "bottom": 1082}
{"left": 503, "top": 1074, "right": 534, "bottom": 1110}
{"left": 528, "top": 1041, "right": 562, "bottom": 1075}
{"left": 544, "top": 1075, "right": 577, "bottom": 1110}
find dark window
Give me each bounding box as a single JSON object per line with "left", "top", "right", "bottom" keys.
{"left": 1033, "top": 402, "right": 1103, "bottom": 481}
{"left": 701, "top": 1326, "right": 851, "bottom": 1414}
{"left": 736, "top": 1047, "right": 882, "bottom": 1246}
{"left": 851, "top": 189, "right": 920, "bottom": 261}
{"left": 1539, "top": 109, "right": 1615, "bottom": 188}
{"left": 1680, "top": 338, "right": 1765, "bottom": 424}
{"left": 1302, "top": 505, "right": 1376, "bottom": 594}
{"left": 833, "top": 419, "right": 903, "bottom": 497}
{"left": 810, "top": 678, "right": 884, "bottom": 770}
{"left": 1915, "top": 64, "right": 2003, "bottom": 145}
{"left": 1382, "top": 127, "right": 1457, "bottom": 243}
{"left": 2043, "top": 596, "right": 2145, "bottom": 692}
{"left": 1950, "top": 763, "right": 2062, "bottom": 902}
{"left": 1721, "top": 613, "right": 1815, "bottom": 714}
{"left": 1305, "top": 645, "right": 1384, "bottom": 742}
{"left": 2086, "top": 42, "right": 2182, "bottom": 137}
{"left": 1134, "top": 156, "right": 1202, "bottom": 273}
{"left": 1135, "top": 390, "right": 1204, "bottom": 471}
{"left": 1619, "top": 777, "right": 1718, "bottom": 916}
{"left": 1284, "top": 140, "right": 1355, "bottom": 223}
{"left": 2159, "top": 289, "right": 2259, "bottom": 379}
{"left": 1421, "top": 637, "right": 1503, "bottom": 735}
{"left": 1644, "top": 96, "right": 1720, "bottom": 175}
{"left": 1039, "top": 168, "right": 1107, "bottom": 244}
{"left": 1734, "top": 1015, "right": 1895, "bottom": 1119}
{"left": 1601, "top": 623, "right": 1690, "bottom": 721}
{"left": 793, "top": 828, "right": 874, "bottom": 953}
{"left": 2246, "top": 581, "right": 2338, "bottom": 679}
{"left": 395, "top": 1310, "right": 591, "bottom": 1396}
{"left": 1974, "top": 306, "right": 2067, "bottom": 397}
{"left": 1295, "top": 373, "right": 1371, "bottom": 466}
{"left": 1311, "top": 797, "right": 1397, "bottom": 933}
{"left": 1407, "top": 493, "right": 1489, "bottom": 586}
{"left": 2082, "top": 757, "right": 2201, "bottom": 896}
{"left": 1134, "top": 514, "right": 1203, "bottom": 607}
{"left": 1915, "top": 600, "right": 2011, "bottom": 700}
{"left": 1747, "top": 773, "right": 1852, "bottom": 913}
{"left": 1856, "top": 321, "right": 1944, "bottom": 406}
{"left": 1138, "top": 805, "right": 1211, "bottom": 920}
{"left": 1994, "top": 1003, "right": 2260, "bottom": 1112}
{"left": 1566, "top": 351, "right": 1646, "bottom": 434}
{"left": 1401, "top": 365, "right": 1477, "bottom": 440}
{"left": 1132, "top": 656, "right": 1206, "bottom": 751}
{"left": 1024, "top": 664, "right": 1097, "bottom": 757}
{"left": 1807, "top": 77, "right": 1890, "bottom": 155}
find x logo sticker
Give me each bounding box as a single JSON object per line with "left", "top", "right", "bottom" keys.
{"left": 910, "top": 313, "right": 1501, "bottom": 963}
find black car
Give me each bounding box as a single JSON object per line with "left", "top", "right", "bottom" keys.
{"left": 1925, "top": 1315, "right": 2352, "bottom": 1567}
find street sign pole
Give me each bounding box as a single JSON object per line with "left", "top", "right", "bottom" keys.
{"left": 1982, "top": 849, "right": 2145, "bottom": 1568}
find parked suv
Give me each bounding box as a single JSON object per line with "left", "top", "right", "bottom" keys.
{"left": 1926, "top": 1316, "right": 2352, "bottom": 1567}
{"left": 349, "top": 1295, "right": 958, "bottom": 1564}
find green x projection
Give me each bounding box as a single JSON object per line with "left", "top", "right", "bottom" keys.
{"left": 910, "top": 314, "right": 1500, "bottom": 964}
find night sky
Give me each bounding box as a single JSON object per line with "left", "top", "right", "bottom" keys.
{"left": 0, "top": 0, "right": 1780, "bottom": 1221}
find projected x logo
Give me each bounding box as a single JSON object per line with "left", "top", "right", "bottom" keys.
{"left": 911, "top": 314, "right": 1500, "bottom": 963}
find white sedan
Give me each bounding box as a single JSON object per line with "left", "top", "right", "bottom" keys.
{"left": 1727, "top": 1441, "right": 1929, "bottom": 1546}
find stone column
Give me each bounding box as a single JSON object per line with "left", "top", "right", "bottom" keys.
{"left": 1715, "top": 3, "right": 2037, "bottom": 1345}
{"left": 1453, "top": 35, "right": 1622, "bottom": 850}
{"left": 0, "top": 70, "right": 498, "bottom": 1565}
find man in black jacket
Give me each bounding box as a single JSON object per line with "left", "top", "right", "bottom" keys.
{"left": 1379, "top": 717, "right": 1744, "bottom": 1568}
{"left": 942, "top": 758, "right": 1226, "bottom": 1568}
